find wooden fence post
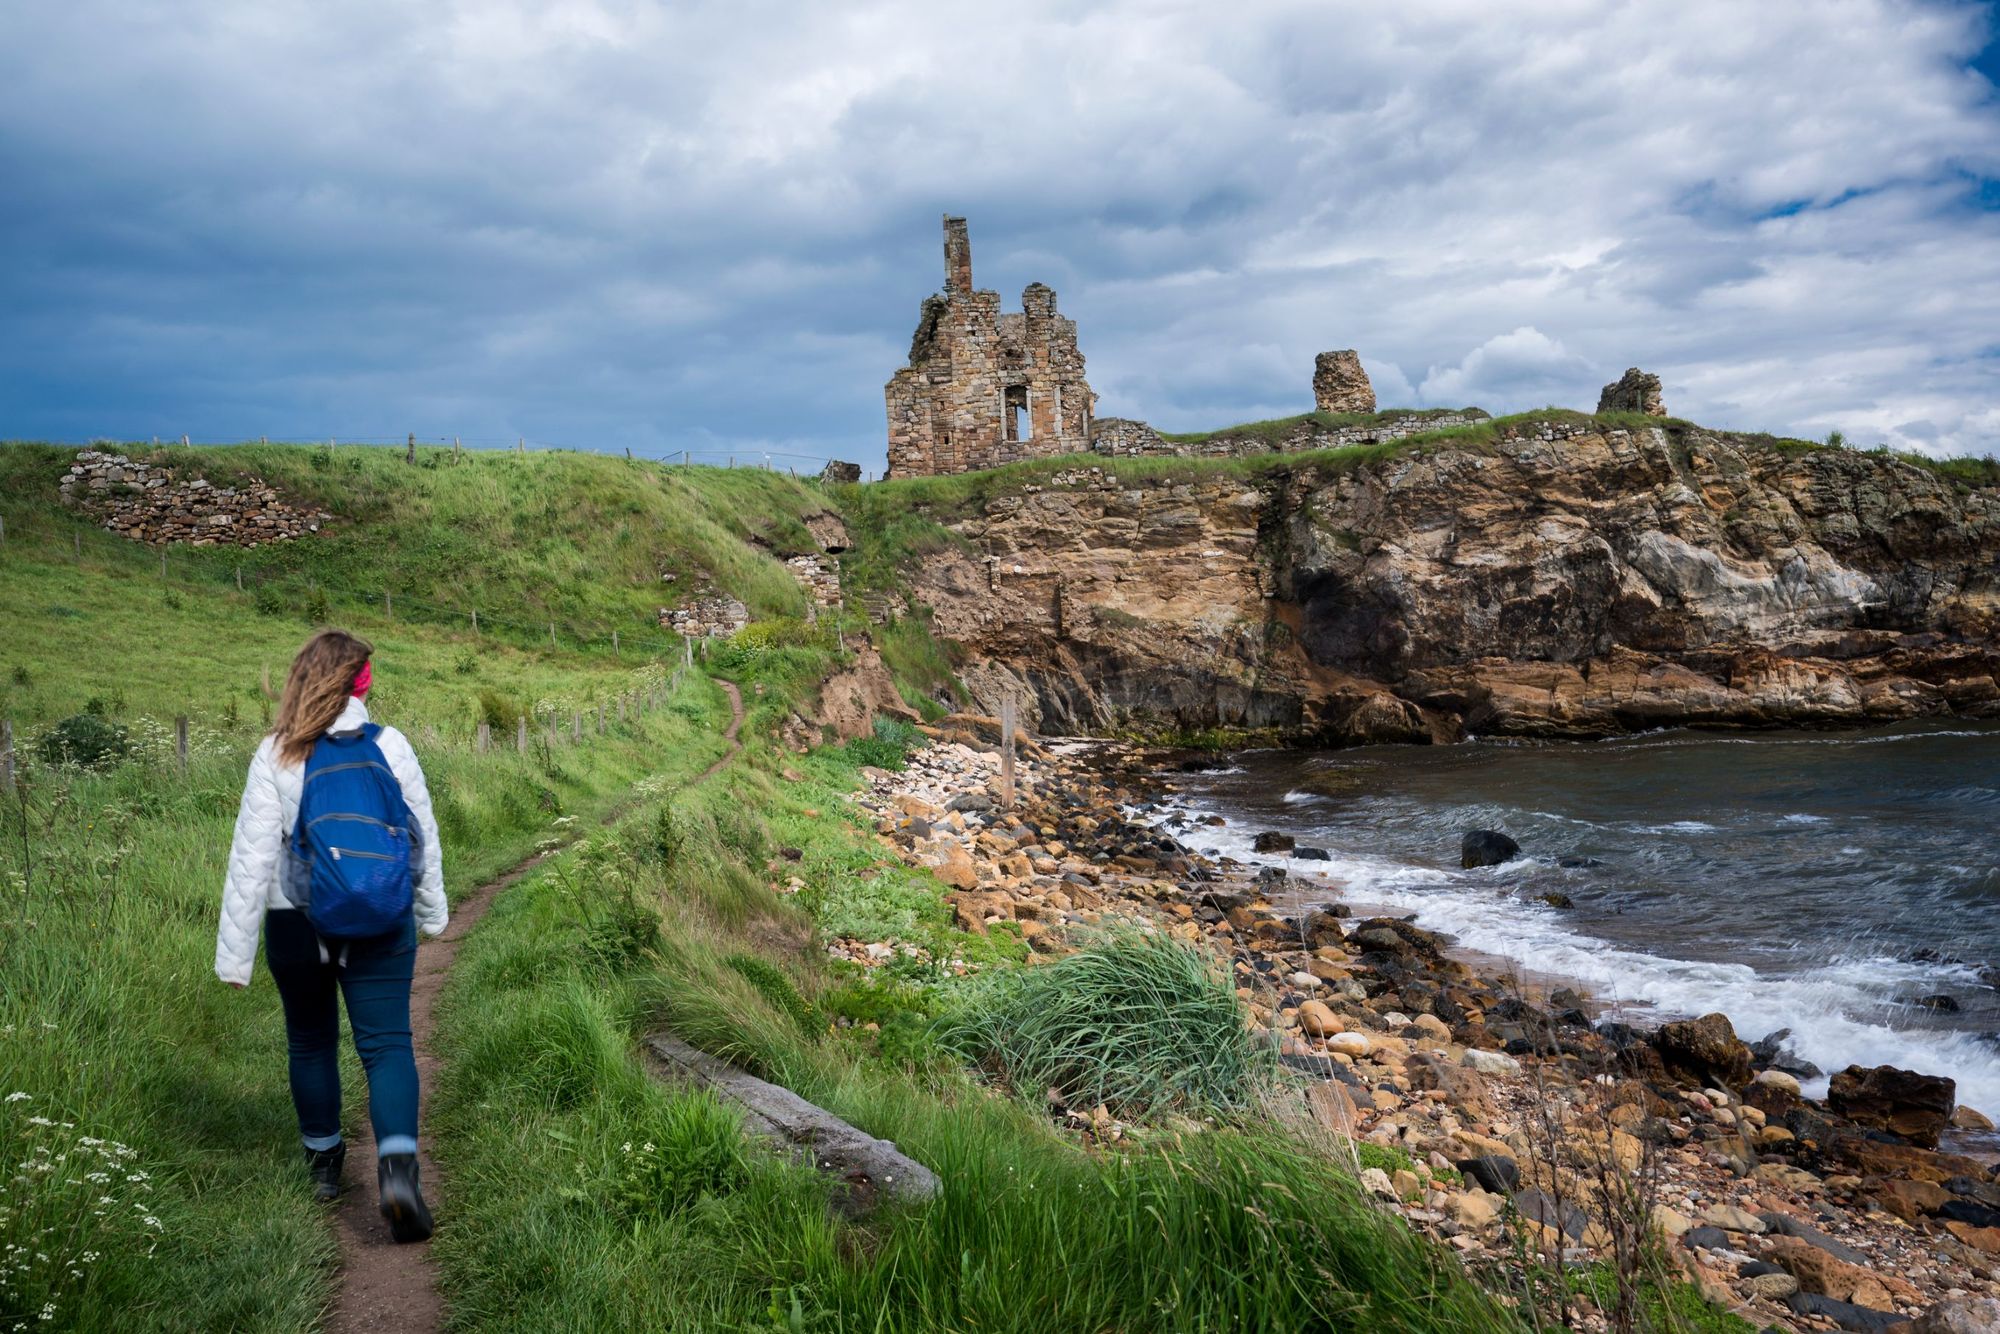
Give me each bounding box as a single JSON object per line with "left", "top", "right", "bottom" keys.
{"left": 1000, "top": 695, "right": 1017, "bottom": 809}
{"left": 549, "top": 621, "right": 556, "bottom": 649}
{"left": 618, "top": 696, "right": 626, "bottom": 724}
{"left": 476, "top": 721, "right": 491, "bottom": 753}
{"left": 407, "top": 432, "right": 416, "bottom": 464}
{"left": 1, "top": 720, "right": 14, "bottom": 794}
{"left": 516, "top": 717, "right": 527, "bottom": 754}
{"left": 572, "top": 711, "right": 582, "bottom": 742}
{"left": 175, "top": 715, "right": 189, "bottom": 775}
{"left": 235, "top": 565, "right": 243, "bottom": 591}
{"left": 471, "top": 608, "right": 479, "bottom": 635}
{"left": 160, "top": 549, "right": 167, "bottom": 579}
{"left": 612, "top": 629, "right": 619, "bottom": 657}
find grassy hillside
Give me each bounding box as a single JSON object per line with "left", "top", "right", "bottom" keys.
{"left": 0, "top": 443, "right": 836, "bottom": 657}
{"left": 0, "top": 440, "right": 1532, "bottom": 1332}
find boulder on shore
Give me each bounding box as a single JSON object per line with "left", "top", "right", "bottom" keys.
{"left": 1828, "top": 1064, "right": 1956, "bottom": 1148}
{"left": 1461, "top": 830, "right": 1520, "bottom": 868}
{"left": 1653, "top": 1012, "right": 1753, "bottom": 1088}
{"left": 1252, "top": 831, "right": 1296, "bottom": 854}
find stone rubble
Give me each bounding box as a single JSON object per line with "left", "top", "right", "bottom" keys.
{"left": 660, "top": 595, "right": 749, "bottom": 638}
{"left": 841, "top": 731, "right": 2000, "bottom": 1333}
{"left": 785, "top": 555, "right": 842, "bottom": 607}
{"left": 58, "top": 448, "right": 332, "bottom": 548}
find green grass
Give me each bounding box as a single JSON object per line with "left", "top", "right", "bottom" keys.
{"left": 1155, "top": 405, "right": 1485, "bottom": 446}
{"left": 0, "top": 536, "right": 681, "bottom": 737}
{"left": 0, "top": 663, "right": 722, "bottom": 1330}
{"left": 1, "top": 438, "right": 1570, "bottom": 1332}
{"left": 429, "top": 736, "right": 1527, "bottom": 1333}
{"left": 0, "top": 442, "right": 835, "bottom": 655}
{"left": 933, "top": 930, "right": 1271, "bottom": 1117}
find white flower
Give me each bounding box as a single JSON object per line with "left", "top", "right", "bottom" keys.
{"left": 3, "top": 1093, "right": 25, "bottom": 1103}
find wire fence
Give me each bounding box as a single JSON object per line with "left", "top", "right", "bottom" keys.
{"left": 42, "top": 433, "right": 886, "bottom": 481}
{"left": 0, "top": 651, "right": 707, "bottom": 794}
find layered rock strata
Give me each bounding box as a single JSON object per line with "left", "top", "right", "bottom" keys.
{"left": 894, "top": 419, "right": 1999, "bottom": 741}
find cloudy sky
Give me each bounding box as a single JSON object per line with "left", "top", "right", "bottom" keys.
{"left": 3, "top": 1, "right": 1998, "bottom": 470}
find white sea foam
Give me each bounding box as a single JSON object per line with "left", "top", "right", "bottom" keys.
{"left": 1157, "top": 800, "right": 2000, "bottom": 1115}
{"left": 1282, "top": 790, "right": 1326, "bottom": 804}
{"left": 1780, "top": 813, "right": 1829, "bottom": 824}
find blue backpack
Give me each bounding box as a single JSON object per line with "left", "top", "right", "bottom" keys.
{"left": 288, "top": 723, "right": 416, "bottom": 939}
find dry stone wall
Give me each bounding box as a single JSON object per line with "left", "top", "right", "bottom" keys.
{"left": 661, "top": 596, "right": 749, "bottom": 638}
{"left": 1089, "top": 411, "right": 1488, "bottom": 460}
{"left": 59, "top": 449, "right": 331, "bottom": 547}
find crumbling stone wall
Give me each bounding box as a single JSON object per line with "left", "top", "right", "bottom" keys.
{"left": 786, "top": 555, "right": 841, "bottom": 606}
{"left": 59, "top": 448, "right": 331, "bottom": 547}
{"left": 661, "top": 596, "right": 749, "bottom": 638}
{"left": 1313, "top": 350, "right": 1375, "bottom": 414}
{"left": 884, "top": 217, "right": 1096, "bottom": 478}
{"left": 1598, "top": 368, "right": 1666, "bottom": 416}
{"left": 1088, "top": 411, "right": 1488, "bottom": 460}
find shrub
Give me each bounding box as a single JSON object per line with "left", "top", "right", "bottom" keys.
{"left": 453, "top": 646, "right": 479, "bottom": 676}
{"left": 840, "top": 716, "right": 921, "bottom": 770}
{"left": 933, "top": 931, "right": 1267, "bottom": 1117}
{"left": 477, "top": 689, "right": 522, "bottom": 734}
{"left": 301, "top": 585, "right": 330, "bottom": 624}
{"left": 723, "top": 953, "right": 818, "bottom": 1037}
{"left": 252, "top": 582, "right": 286, "bottom": 617}
{"left": 35, "top": 712, "right": 131, "bottom": 770}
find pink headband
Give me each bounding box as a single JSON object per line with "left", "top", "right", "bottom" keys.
{"left": 351, "top": 661, "right": 372, "bottom": 698}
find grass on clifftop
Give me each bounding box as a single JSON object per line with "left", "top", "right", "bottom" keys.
{"left": 1154, "top": 405, "right": 1486, "bottom": 446}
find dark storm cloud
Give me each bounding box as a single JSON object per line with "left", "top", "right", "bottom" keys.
{"left": 2, "top": 0, "right": 1997, "bottom": 469}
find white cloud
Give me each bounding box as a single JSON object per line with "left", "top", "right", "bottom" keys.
{"left": 1416, "top": 328, "right": 1596, "bottom": 409}
{"left": 0, "top": 0, "right": 1994, "bottom": 462}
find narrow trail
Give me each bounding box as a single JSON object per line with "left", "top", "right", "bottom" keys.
{"left": 325, "top": 678, "right": 745, "bottom": 1333}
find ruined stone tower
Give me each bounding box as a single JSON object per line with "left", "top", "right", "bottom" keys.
{"left": 1313, "top": 350, "right": 1375, "bottom": 414}
{"left": 1597, "top": 367, "right": 1666, "bottom": 417}
{"left": 884, "top": 216, "right": 1095, "bottom": 477}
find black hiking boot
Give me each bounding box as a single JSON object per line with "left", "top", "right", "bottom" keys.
{"left": 377, "top": 1152, "right": 434, "bottom": 1244}
{"left": 304, "top": 1142, "right": 345, "bottom": 1202}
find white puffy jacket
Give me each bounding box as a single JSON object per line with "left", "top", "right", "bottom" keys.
{"left": 215, "top": 697, "right": 447, "bottom": 985}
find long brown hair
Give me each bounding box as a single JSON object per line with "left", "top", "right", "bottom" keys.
{"left": 271, "top": 629, "right": 373, "bottom": 766}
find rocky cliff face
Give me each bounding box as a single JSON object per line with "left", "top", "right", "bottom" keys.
{"left": 900, "top": 420, "right": 2000, "bottom": 742}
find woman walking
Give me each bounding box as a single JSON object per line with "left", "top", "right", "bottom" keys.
{"left": 215, "top": 628, "right": 448, "bottom": 1242}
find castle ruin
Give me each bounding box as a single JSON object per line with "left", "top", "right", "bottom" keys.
{"left": 884, "top": 217, "right": 1095, "bottom": 478}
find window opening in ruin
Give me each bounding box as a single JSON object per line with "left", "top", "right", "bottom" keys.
{"left": 1004, "top": 384, "right": 1029, "bottom": 442}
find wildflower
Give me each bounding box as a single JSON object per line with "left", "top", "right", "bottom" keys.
{"left": 3, "top": 1093, "right": 25, "bottom": 1103}
{"left": 25, "top": 1118, "right": 51, "bottom": 1128}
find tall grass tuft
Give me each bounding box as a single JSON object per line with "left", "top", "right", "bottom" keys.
{"left": 933, "top": 930, "right": 1268, "bottom": 1118}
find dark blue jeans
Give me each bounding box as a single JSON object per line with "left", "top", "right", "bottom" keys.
{"left": 264, "top": 909, "right": 420, "bottom": 1158}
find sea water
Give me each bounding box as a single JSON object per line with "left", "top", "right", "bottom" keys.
{"left": 1157, "top": 722, "right": 2000, "bottom": 1114}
